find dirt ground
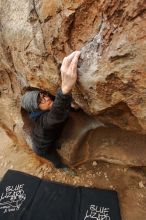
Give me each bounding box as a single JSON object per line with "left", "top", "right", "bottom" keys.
{"left": 0, "top": 127, "right": 146, "bottom": 220}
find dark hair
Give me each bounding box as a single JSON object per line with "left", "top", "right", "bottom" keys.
{"left": 21, "top": 86, "right": 41, "bottom": 95}
{"left": 38, "top": 90, "right": 55, "bottom": 102}
{"left": 22, "top": 86, "right": 55, "bottom": 102}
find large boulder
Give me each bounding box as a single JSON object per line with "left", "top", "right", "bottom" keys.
{"left": 1, "top": 0, "right": 146, "bottom": 133}
{"left": 0, "top": 0, "right": 146, "bottom": 165}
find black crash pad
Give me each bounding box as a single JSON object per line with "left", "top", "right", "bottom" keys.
{"left": 0, "top": 170, "right": 121, "bottom": 220}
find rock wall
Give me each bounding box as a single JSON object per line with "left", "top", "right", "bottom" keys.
{"left": 0, "top": 0, "right": 146, "bottom": 165}
{"left": 1, "top": 0, "right": 146, "bottom": 133}
{"left": 1, "top": 2, "right": 146, "bottom": 219}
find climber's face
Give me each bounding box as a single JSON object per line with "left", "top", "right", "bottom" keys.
{"left": 38, "top": 92, "right": 53, "bottom": 111}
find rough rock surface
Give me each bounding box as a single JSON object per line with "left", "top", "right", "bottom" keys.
{"left": 1, "top": 0, "right": 146, "bottom": 164}
{"left": 1, "top": 1, "right": 146, "bottom": 219}
{"left": 59, "top": 111, "right": 146, "bottom": 167}
{"left": 1, "top": 0, "right": 146, "bottom": 132}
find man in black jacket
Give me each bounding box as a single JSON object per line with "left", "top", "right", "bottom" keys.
{"left": 21, "top": 51, "right": 81, "bottom": 168}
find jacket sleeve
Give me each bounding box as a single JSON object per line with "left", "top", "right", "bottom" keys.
{"left": 39, "top": 88, "right": 72, "bottom": 129}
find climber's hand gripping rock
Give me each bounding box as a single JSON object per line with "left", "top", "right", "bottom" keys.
{"left": 60, "top": 51, "right": 81, "bottom": 94}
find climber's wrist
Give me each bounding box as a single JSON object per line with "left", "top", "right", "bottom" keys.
{"left": 61, "top": 85, "right": 71, "bottom": 95}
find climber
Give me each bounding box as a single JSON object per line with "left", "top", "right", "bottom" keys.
{"left": 21, "top": 51, "right": 81, "bottom": 169}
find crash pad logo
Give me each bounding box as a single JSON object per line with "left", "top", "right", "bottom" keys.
{"left": 84, "top": 204, "right": 110, "bottom": 220}
{"left": 0, "top": 184, "right": 26, "bottom": 213}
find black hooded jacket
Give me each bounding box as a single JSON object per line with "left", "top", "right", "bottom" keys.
{"left": 31, "top": 88, "right": 72, "bottom": 149}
